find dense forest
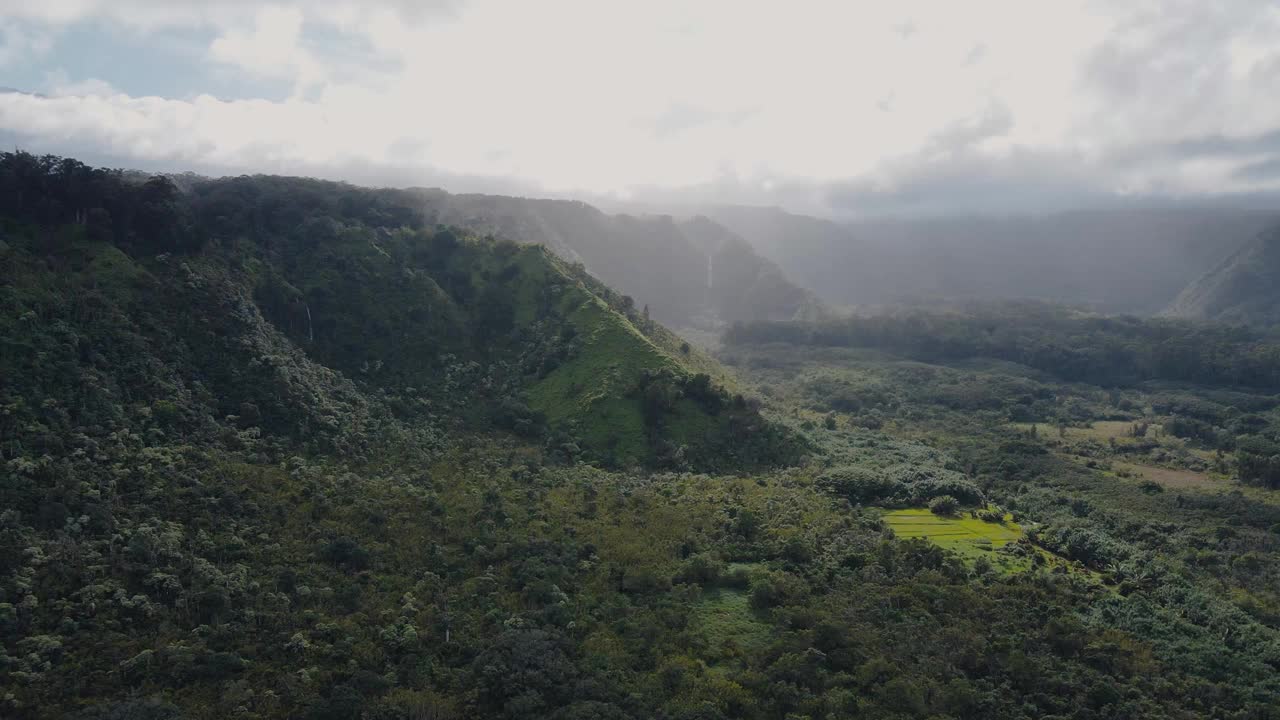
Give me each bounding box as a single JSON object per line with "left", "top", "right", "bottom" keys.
{"left": 2, "top": 154, "right": 1279, "bottom": 719}
{"left": 725, "top": 302, "right": 1280, "bottom": 390}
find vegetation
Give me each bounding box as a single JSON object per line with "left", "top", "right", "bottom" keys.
{"left": 1166, "top": 225, "right": 1280, "bottom": 326}
{"left": 2, "top": 153, "right": 1279, "bottom": 719}
{"left": 419, "top": 190, "right": 822, "bottom": 329}
{"left": 726, "top": 301, "right": 1280, "bottom": 389}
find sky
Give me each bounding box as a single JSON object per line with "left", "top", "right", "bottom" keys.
{"left": 1, "top": 0, "right": 1279, "bottom": 217}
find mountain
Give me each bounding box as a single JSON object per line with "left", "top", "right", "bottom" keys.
{"left": 0, "top": 155, "right": 801, "bottom": 473}
{"left": 3, "top": 153, "right": 1279, "bottom": 720}
{"left": 415, "top": 190, "right": 821, "bottom": 328}
{"left": 1165, "top": 225, "right": 1280, "bottom": 326}
{"left": 705, "top": 206, "right": 1278, "bottom": 314}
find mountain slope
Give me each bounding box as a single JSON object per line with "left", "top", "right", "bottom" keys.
{"left": 0, "top": 155, "right": 800, "bottom": 472}
{"left": 1165, "top": 225, "right": 1280, "bottom": 326}
{"left": 706, "top": 205, "right": 1277, "bottom": 313}
{"left": 3, "top": 154, "right": 1278, "bottom": 720}
{"left": 417, "top": 191, "right": 821, "bottom": 328}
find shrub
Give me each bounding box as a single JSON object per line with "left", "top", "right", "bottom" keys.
{"left": 908, "top": 471, "right": 984, "bottom": 506}
{"left": 978, "top": 506, "right": 1006, "bottom": 522}
{"left": 929, "top": 495, "right": 960, "bottom": 516}
{"left": 320, "top": 536, "right": 370, "bottom": 571}
{"left": 748, "top": 572, "right": 803, "bottom": 610}
{"left": 817, "top": 466, "right": 905, "bottom": 504}
{"left": 673, "top": 553, "right": 723, "bottom": 586}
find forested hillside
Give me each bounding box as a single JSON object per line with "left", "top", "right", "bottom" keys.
{"left": 0, "top": 156, "right": 797, "bottom": 471}
{"left": 419, "top": 191, "right": 821, "bottom": 328}
{"left": 3, "top": 154, "right": 1280, "bottom": 720}
{"left": 707, "top": 206, "right": 1276, "bottom": 313}
{"left": 1165, "top": 225, "right": 1280, "bottom": 326}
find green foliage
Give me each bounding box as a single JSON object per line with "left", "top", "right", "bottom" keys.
{"left": 727, "top": 300, "right": 1280, "bottom": 389}
{"left": 1167, "top": 225, "right": 1280, "bottom": 326}
{"left": 4, "top": 154, "right": 1280, "bottom": 720}
{"left": 928, "top": 494, "right": 960, "bottom": 515}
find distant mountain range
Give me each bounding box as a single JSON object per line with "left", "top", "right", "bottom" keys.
{"left": 414, "top": 190, "right": 822, "bottom": 329}
{"left": 701, "top": 205, "right": 1279, "bottom": 315}
{"left": 1165, "top": 226, "right": 1280, "bottom": 326}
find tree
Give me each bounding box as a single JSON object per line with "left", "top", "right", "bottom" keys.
{"left": 929, "top": 495, "right": 960, "bottom": 516}
{"left": 134, "top": 176, "right": 186, "bottom": 252}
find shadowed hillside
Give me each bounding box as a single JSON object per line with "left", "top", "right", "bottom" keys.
{"left": 0, "top": 154, "right": 802, "bottom": 472}
{"left": 1166, "top": 225, "right": 1280, "bottom": 327}
{"left": 417, "top": 191, "right": 822, "bottom": 328}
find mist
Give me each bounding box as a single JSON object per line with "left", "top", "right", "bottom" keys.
{"left": 5, "top": 1, "right": 1280, "bottom": 218}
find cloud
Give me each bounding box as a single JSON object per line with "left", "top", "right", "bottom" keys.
{"left": 43, "top": 69, "right": 116, "bottom": 96}
{"left": 0, "top": 19, "right": 54, "bottom": 67}
{"left": 208, "top": 6, "right": 316, "bottom": 84}
{"left": 1, "top": 0, "right": 1279, "bottom": 216}
{"left": 825, "top": 148, "right": 1106, "bottom": 216}
{"left": 0, "top": 1, "right": 459, "bottom": 31}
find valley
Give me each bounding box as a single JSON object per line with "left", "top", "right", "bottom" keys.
{"left": 2, "top": 154, "right": 1279, "bottom": 719}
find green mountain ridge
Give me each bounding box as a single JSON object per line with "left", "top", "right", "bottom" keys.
{"left": 0, "top": 156, "right": 800, "bottom": 472}
{"left": 1165, "top": 225, "right": 1280, "bottom": 326}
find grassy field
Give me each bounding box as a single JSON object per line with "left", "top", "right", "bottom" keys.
{"left": 884, "top": 509, "right": 1023, "bottom": 549}
{"left": 1111, "top": 461, "right": 1224, "bottom": 490}
{"left": 694, "top": 588, "right": 770, "bottom": 667}
{"left": 882, "top": 508, "right": 1034, "bottom": 572}
{"left": 1009, "top": 420, "right": 1161, "bottom": 443}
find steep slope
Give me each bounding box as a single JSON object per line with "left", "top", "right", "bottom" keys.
{"left": 0, "top": 155, "right": 801, "bottom": 472}
{"left": 677, "top": 216, "right": 821, "bottom": 324}
{"left": 416, "top": 191, "right": 819, "bottom": 328}
{"left": 1165, "top": 225, "right": 1280, "bottom": 326}
{"left": 707, "top": 205, "right": 1277, "bottom": 313}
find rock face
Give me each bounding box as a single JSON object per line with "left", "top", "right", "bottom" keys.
{"left": 1166, "top": 226, "right": 1280, "bottom": 326}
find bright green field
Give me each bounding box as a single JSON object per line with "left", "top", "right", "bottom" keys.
{"left": 884, "top": 509, "right": 1027, "bottom": 568}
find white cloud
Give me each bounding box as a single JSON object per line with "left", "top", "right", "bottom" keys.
{"left": 44, "top": 69, "right": 117, "bottom": 96}
{"left": 207, "top": 6, "right": 323, "bottom": 93}
{"left": 1, "top": 0, "right": 1279, "bottom": 214}
{"left": 0, "top": 19, "right": 53, "bottom": 67}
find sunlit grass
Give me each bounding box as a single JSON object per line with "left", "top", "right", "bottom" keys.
{"left": 882, "top": 508, "right": 1035, "bottom": 572}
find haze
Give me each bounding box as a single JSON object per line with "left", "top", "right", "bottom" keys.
{"left": 4, "top": 0, "right": 1280, "bottom": 216}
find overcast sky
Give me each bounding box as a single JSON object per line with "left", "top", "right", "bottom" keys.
{"left": 2, "top": 0, "right": 1279, "bottom": 216}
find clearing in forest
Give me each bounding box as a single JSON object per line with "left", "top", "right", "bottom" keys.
{"left": 1010, "top": 421, "right": 1160, "bottom": 443}
{"left": 1111, "top": 461, "right": 1224, "bottom": 490}
{"left": 884, "top": 509, "right": 1027, "bottom": 569}
{"left": 694, "top": 563, "right": 771, "bottom": 668}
